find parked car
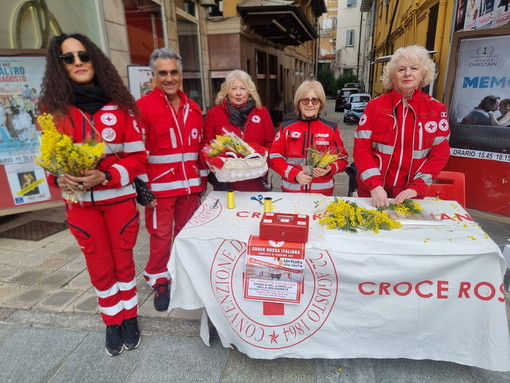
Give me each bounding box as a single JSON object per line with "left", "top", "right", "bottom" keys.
{"left": 335, "top": 87, "right": 359, "bottom": 112}
{"left": 343, "top": 93, "right": 371, "bottom": 124}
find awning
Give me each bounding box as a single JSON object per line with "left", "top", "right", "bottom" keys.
{"left": 374, "top": 50, "right": 438, "bottom": 63}
{"left": 237, "top": 0, "right": 324, "bottom": 46}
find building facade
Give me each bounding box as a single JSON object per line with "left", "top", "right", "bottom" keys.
{"left": 1, "top": 0, "right": 326, "bottom": 117}
{"left": 361, "top": 0, "right": 454, "bottom": 101}
{"left": 333, "top": 0, "right": 372, "bottom": 92}
{"left": 317, "top": 0, "right": 338, "bottom": 73}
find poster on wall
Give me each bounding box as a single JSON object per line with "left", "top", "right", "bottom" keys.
{"left": 456, "top": 0, "right": 509, "bottom": 31}
{"left": 476, "top": 0, "right": 495, "bottom": 29}
{"left": 0, "top": 56, "right": 44, "bottom": 165}
{"left": 5, "top": 163, "right": 51, "bottom": 205}
{"left": 449, "top": 34, "right": 510, "bottom": 161}
{"left": 0, "top": 55, "right": 61, "bottom": 212}
{"left": 127, "top": 65, "right": 153, "bottom": 100}
{"left": 493, "top": 1, "right": 510, "bottom": 27}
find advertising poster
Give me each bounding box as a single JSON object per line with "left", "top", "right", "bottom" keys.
{"left": 0, "top": 55, "right": 61, "bottom": 212}
{"left": 244, "top": 236, "right": 305, "bottom": 304}
{"left": 5, "top": 163, "right": 51, "bottom": 205}
{"left": 493, "top": 1, "right": 510, "bottom": 27}
{"left": 455, "top": 0, "right": 468, "bottom": 31}
{"left": 0, "top": 56, "right": 44, "bottom": 164}
{"left": 449, "top": 34, "right": 510, "bottom": 158}
{"left": 476, "top": 0, "right": 495, "bottom": 29}
{"left": 464, "top": 0, "right": 481, "bottom": 30}
{"left": 127, "top": 65, "right": 154, "bottom": 100}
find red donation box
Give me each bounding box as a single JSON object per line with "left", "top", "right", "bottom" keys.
{"left": 259, "top": 212, "right": 309, "bottom": 243}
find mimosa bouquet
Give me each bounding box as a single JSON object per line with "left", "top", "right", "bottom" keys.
{"left": 203, "top": 131, "right": 268, "bottom": 183}
{"left": 306, "top": 147, "right": 338, "bottom": 175}
{"left": 319, "top": 198, "right": 402, "bottom": 234}
{"left": 35, "top": 113, "right": 105, "bottom": 203}
{"left": 379, "top": 200, "right": 422, "bottom": 216}
{"left": 203, "top": 132, "right": 255, "bottom": 158}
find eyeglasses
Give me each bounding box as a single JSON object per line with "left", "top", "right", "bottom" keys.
{"left": 59, "top": 51, "right": 92, "bottom": 65}
{"left": 299, "top": 98, "right": 320, "bottom": 106}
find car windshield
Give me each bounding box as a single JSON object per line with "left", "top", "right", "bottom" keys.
{"left": 351, "top": 95, "right": 370, "bottom": 103}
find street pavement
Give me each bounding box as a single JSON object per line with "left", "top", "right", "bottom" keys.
{"left": 0, "top": 100, "right": 509, "bottom": 382}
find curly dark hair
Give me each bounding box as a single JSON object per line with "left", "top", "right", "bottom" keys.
{"left": 39, "top": 33, "right": 136, "bottom": 114}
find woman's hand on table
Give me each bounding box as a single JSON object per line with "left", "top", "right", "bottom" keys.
{"left": 296, "top": 171, "right": 312, "bottom": 185}
{"left": 312, "top": 165, "right": 331, "bottom": 178}
{"left": 370, "top": 186, "right": 389, "bottom": 208}
{"left": 394, "top": 188, "right": 417, "bottom": 204}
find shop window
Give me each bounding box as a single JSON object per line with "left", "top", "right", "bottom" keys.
{"left": 177, "top": 14, "right": 203, "bottom": 109}
{"left": 2, "top": 0, "right": 102, "bottom": 49}
{"left": 124, "top": 0, "right": 164, "bottom": 65}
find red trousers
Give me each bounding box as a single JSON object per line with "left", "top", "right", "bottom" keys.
{"left": 66, "top": 199, "right": 140, "bottom": 326}
{"left": 144, "top": 193, "right": 200, "bottom": 288}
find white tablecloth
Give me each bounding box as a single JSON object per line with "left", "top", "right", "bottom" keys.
{"left": 168, "top": 191, "right": 510, "bottom": 371}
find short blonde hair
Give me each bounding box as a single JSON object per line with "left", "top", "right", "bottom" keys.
{"left": 381, "top": 45, "right": 437, "bottom": 90}
{"left": 293, "top": 80, "right": 326, "bottom": 116}
{"left": 215, "top": 69, "right": 262, "bottom": 108}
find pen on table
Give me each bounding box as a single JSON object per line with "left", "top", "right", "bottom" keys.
{"left": 212, "top": 198, "right": 220, "bottom": 208}
{"left": 272, "top": 198, "right": 282, "bottom": 203}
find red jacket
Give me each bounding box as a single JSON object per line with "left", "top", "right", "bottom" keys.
{"left": 49, "top": 104, "right": 147, "bottom": 206}
{"left": 204, "top": 101, "right": 275, "bottom": 191}
{"left": 137, "top": 88, "right": 206, "bottom": 198}
{"left": 353, "top": 88, "right": 450, "bottom": 197}
{"left": 269, "top": 117, "right": 348, "bottom": 195}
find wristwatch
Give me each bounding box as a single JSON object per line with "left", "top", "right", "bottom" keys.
{"left": 102, "top": 171, "right": 111, "bottom": 186}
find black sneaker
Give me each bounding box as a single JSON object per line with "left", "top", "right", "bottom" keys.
{"left": 105, "top": 324, "right": 123, "bottom": 356}
{"left": 154, "top": 283, "right": 170, "bottom": 311}
{"left": 122, "top": 317, "right": 141, "bottom": 350}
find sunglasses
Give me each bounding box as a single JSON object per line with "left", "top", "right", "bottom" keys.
{"left": 59, "top": 51, "right": 92, "bottom": 65}
{"left": 299, "top": 98, "right": 320, "bottom": 106}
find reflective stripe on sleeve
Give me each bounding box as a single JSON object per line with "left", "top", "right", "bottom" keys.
{"left": 414, "top": 172, "right": 433, "bottom": 186}
{"left": 360, "top": 167, "right": 381, "bottom": 181}
{"left": 372, "top": 142, "right": 393, "bottom": 154}
{"left": 112, "top": 163, "right": 130, "bottom": 186}
{"left": 355, "top": 130, "right": 371, "bottom": 139}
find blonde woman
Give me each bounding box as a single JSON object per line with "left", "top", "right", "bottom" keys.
{"left": 353, "top": 45, "right": 450, "bottom": 208}
{"left": 269, "top": 80, "right": 348, "bottom": 195}
{"left": 204, "top": 69, "right": 275, "bottom": 191}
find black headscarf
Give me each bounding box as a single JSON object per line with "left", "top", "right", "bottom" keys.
{"left": 73, "top": 85, "right": 109, "bottom": 115}
{"left": 227, "top": 99, "right": 255, "bottom": 128}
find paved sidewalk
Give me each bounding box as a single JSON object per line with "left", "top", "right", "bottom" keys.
{"left": 0, "top": 100, "right": 509, "bottom": 382}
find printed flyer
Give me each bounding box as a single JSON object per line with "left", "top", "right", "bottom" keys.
{"left": 244, "top": 235, "right": 305, "bottom": 304}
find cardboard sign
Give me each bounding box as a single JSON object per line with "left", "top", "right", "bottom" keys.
{"left": 243, "top": 235, "right": 305, "bottom": 304}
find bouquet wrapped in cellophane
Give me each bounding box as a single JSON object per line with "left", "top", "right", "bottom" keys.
{"left": 306, "top": 147, "right": 338, "bottom": 176}
{"left": 202, "top": 131, "right": 268, "bottom": 183}
{"left": 35, "top": 113, "right": 105, "bottom": 203}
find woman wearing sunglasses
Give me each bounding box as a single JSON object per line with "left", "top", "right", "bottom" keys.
{"left": 38, "top": 34, "right": 147, "bottom": 357}
{"left": 269, "top": 80, "right": 348, "bottom": 195}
